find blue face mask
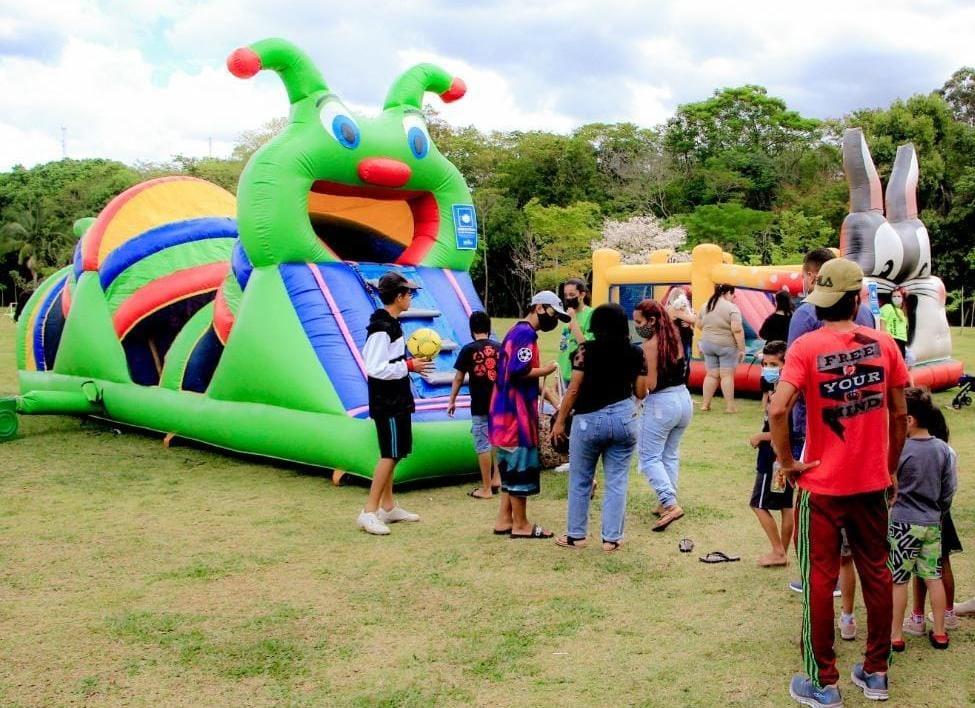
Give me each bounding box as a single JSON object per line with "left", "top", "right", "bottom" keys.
{"left": 761, "top": 366, "right": 781, "bottom": 384}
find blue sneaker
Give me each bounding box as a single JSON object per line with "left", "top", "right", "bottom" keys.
{"left": 851, "top": 663, "right": 888, "bottom": 701}
{"left": 789, "top": 675, "right": 843, "bottom": 707}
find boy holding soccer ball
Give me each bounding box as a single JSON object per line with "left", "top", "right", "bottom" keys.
{"left": 357, "top": 272, "right": 433, "bottom": 535}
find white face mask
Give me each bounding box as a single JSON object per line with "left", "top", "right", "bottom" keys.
{"left": 892, "top": 295, "right": 903, "bottom": 306}
{"left": 671, "top": 294, "right": 689, "bottom": 310}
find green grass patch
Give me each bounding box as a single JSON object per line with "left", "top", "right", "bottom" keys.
{"left": 2, "top": 317, "right": 974, "bottom": 705}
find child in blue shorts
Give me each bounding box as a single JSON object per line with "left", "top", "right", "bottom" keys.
{"left": 448, "top": 311, "right": 501, "bottom": 499}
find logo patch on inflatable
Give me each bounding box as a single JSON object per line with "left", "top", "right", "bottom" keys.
{"left": 453, "top": 204, "right": 478, "bottom": 250}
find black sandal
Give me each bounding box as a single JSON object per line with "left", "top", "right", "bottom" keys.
{"left": 511, "top": 524, "right": 554, "bottom": 539}
{"left": 468, "top": 488, "right": 492, "bottom": 499}
{"left": 555, "top": 535, "right": 587, "bottom": 549}
{"left": 493, "top": 528, "right": 512, "bottom": 535}
{"left": 601, "top": 539, "right": 621, "bottom": 553}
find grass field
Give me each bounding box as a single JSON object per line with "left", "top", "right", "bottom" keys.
{"left": 1, "top": 315, "right": 973, "bottom": 706}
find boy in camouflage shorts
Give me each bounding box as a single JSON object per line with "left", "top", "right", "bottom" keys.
{"left": 888, "top": 388, "right": 957, "bottom": 651}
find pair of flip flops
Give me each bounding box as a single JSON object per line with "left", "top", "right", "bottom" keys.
{"left": 699, "top": 551, "right": 740, "bottom": 564}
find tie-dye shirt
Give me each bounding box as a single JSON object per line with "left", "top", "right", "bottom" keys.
{"left": 489, "top": 321, "right": 540, "bottom": 449}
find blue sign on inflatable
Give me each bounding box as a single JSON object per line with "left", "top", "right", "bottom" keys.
{"left": 452, "top": 204, "right": 478, "bottom": 250}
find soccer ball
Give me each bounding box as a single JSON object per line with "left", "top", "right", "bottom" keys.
{"left": 407, "top": 328, "right": 442, "bottom": 358}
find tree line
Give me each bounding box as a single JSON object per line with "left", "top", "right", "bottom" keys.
{"left": 4, "top": 70, "right": 975, "bottom": 318}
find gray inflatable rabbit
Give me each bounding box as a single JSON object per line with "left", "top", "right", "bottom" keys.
{"left": 839, "top": 128, "right": 952, "bottom": 369}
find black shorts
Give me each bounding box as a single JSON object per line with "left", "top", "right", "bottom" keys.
{"left": 749, "top": 471, "right": 794, "bottom": 510}
{"left": 749, "top": 444, "right": 793, "bottom": 510}
{"left": 374, "top": 413, "right": 413, "bottom": 461}
{"left": 943, "top": 510, "right": 963, "bottom": 556}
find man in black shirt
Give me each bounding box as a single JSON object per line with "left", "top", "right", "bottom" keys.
{"left": 448, "top": 311, "right": 502, "bottom": 498}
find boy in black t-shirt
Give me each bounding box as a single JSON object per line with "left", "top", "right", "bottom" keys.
{"left": 448, "top": 311, "right": 502, "bottom": 499}
{"left": 748, "top": 340, "right": 795, "bottom": 567}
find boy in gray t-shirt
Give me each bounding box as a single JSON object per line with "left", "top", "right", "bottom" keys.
{"left": 888, "top": 389, "right": 957, "bottom": 651}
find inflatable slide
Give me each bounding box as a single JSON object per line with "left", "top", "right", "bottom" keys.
{"left": 8, "top": 38, "right": 484, "bottom": 482}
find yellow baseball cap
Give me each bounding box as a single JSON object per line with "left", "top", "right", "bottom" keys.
{"left": 804, "top": 258, "right": 864, "bottom": 307}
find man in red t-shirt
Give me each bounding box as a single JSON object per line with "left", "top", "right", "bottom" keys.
{"left": 770, "top": 258, "right": 908, "bottom": 706}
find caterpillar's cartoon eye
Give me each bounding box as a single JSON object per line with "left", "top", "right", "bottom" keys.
{"left": 320, "top": 99, "right": 360, "bottom": 149}
{"left": 403, "top": 114, "right": 429, "bottom": 159}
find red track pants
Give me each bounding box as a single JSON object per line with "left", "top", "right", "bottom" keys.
{"left": 795, "top": 489, "right": 892, "bottom": 687}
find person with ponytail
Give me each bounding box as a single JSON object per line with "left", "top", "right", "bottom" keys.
{"left": 697, "top": 284, "right": 746, "bottom": 413}
{"left": 633, "top": 299, "right": 693, "bottom": 532}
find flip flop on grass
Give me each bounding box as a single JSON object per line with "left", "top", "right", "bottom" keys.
{"left": 699, "top": 551, "right": 740, "bottom": 564}
{"left": 468, "top": 488, "right": 492, "bottom": 499}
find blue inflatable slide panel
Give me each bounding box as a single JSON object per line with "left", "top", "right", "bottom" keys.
{"left": 283, "top": 262, "right": 486, "bottom": 422}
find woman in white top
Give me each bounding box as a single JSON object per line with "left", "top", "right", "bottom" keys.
{"left": 695, "top": 284, "right": 745, "bottom": 413}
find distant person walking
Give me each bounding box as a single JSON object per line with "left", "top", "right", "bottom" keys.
{"left": 697, "top": 284, "right": 745, "bottom": 413}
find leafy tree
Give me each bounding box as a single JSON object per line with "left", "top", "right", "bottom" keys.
{"left": 664, "top": 85, "right": 821, "bottom": 165}
{"left": 939, "top": 67, "right": 975, "bottom": 127}
{"left": 676, "top": 202, "right": 774, "bottom": 262}
{"left": 518, "top": 199, "right": 601, "bottom": 292}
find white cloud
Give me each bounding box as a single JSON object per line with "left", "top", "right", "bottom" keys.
{"left": 395, "top": 49, "right": 580, "bottom": 133}
{"left": 0, "top": 37, "right": 284, "bottom": 169}
{"left": 3, "top": 0, "right": 975, "bottom": 169}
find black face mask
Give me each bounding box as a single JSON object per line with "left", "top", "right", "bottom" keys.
{"left": 538, "top": 311, "right": 559, "bottom": 332}
{"left": 564, "top": 297, "right": 580, "bottom": 310}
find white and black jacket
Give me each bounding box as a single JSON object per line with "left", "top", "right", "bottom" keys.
{"left": 362, "top": 309, "right": 415, "bottom": 418}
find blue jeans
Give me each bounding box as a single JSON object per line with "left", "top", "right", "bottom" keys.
{"left": 639, "top": 385, "right": 692, "bottom": 508}
{"left": 567, "top": 398, "right": 638, "bottom": 543}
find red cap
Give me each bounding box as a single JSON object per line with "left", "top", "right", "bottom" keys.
{"left": 227, "top": 47, "right": 261, "bottom": 79}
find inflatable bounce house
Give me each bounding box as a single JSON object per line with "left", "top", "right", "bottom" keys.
{"left": 5, "top": 38, "right": 485, "bottom": 482}
{"left": 593, "top": 128, "right": 962, "bottom": 392}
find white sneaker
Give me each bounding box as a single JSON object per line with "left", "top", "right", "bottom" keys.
{"left": 378, "top": 506, "right": 419, "bottom": 523}
{"left": 357, "top": 511, "right": 390, "bottom": 535}
{"left": 839, "top": 615, "right": 857, "bottom": 641}
{"left": 554, "top": 462, "right": 570, "bottom": 473}
{"left": 954, "top": 597, "right": 975, "bottom": 616}
{"left": 928, "top": 610, "right": 960, "bottom": 630}
{"left": 903, "top": 614, "right": 926, "bottom": 636}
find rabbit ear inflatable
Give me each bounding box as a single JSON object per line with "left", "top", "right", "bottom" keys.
{"left": 837, "top": 128, "right": 959, "bottom": 389}
{"left": 840, "top": 128, "right": 903, "bottom": 280}
{"left": 885, "top": 144, "right": 931, "bottom": 280}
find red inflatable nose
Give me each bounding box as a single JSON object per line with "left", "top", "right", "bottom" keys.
{"left": 357, "top": 158, "right": 412, "bottom": 188}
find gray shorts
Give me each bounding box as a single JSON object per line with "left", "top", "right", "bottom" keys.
{"left": 471, "top": 414, "right": 491, "bottom": 454}
{"left": 699, "top": 340, "right": 739, "bottom": 370}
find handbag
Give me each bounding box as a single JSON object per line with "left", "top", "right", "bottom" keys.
{"left": 538, "top": 365, "right": 571, "bottom": 469}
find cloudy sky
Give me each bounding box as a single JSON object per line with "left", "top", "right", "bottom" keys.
{"left": 2, "top": 0, "right": 974, "bottom": 170}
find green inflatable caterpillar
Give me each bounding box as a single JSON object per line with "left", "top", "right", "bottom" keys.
{"left": 8, "top": 38, "right": 486, "bottom": 482}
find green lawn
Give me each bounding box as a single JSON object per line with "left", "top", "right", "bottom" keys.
{"left": 1, "top": 316, "right": 973, "bottom": 706}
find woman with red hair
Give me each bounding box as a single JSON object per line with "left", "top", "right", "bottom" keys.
{"left": 634, "top": 299, "right": 692, "bottom": 531}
